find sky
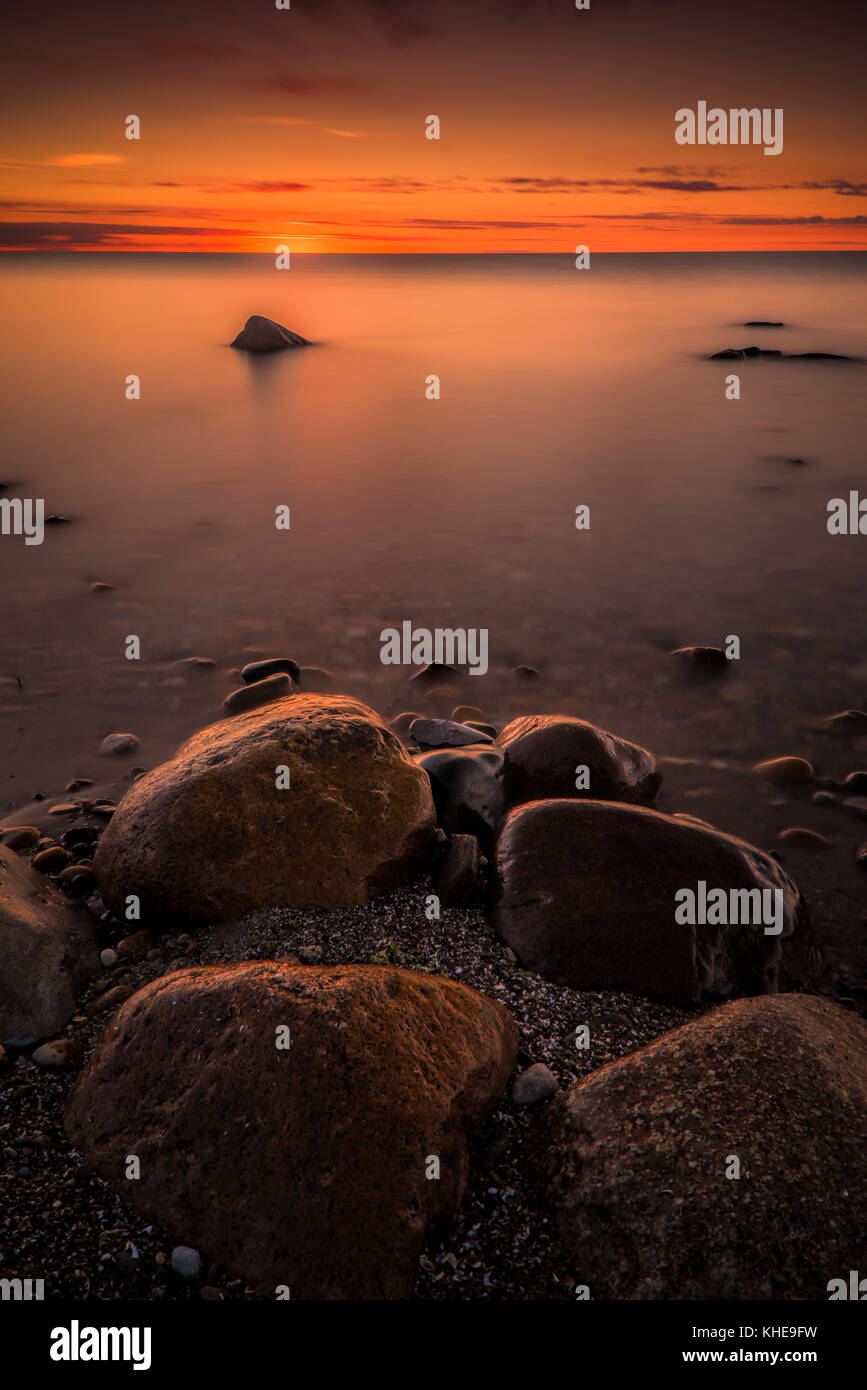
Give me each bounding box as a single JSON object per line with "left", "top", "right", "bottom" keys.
{"left": 2, "top": 0, "right": 866, "bottom": 252}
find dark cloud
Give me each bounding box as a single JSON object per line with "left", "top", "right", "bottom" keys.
{"left": 0, "top": 222, "right": 245, "bottom": 248}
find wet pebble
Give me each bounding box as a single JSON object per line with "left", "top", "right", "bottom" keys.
{"left": 512, "top": 1063, "right": 559, "bottom": 1106}
{"left": 752, "top": 756, "right": 813, "bottom": 786}
{"left": 0, "top": 825, "right": 40, "bottom": 850}
{"left": 99, "top": 732, "right": 140, "bottom": 756}
{"left": 223, "top": 673, "right": 290, "bottom": 714}
{"left": 170, "top": 1246, "right": 201, "bottom": 1279}
{"left": 32, "top": 1038, "right": 84, "bottom": 1070}
{"left": 778, "top": 827, "right": 833, "bottom": 849}
{"left": 241, "top": 657, "right": 299, "bottom": 684}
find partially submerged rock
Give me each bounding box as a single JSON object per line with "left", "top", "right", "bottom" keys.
{"left": 492, "top": 800, "right": 821, "bottom": 1006}
{"left": 93, "top": 694, "right": 436, "bottom": 924}
{"left": 0, "top": 845, "right": 100, "bottom": 1037}
{"left": 497, "top": 714, "right": 660, "bottom": 806}
{"left": 538, "top": 995, "right": 867, "bottom": 1298}
{"left": 414, "top": 745, "right": 508, "bottom": 845}
{"left": 65, "top": 962, "right": 518, "bottom": 1299}
{"left": 230, "top": 315, "right": 311, "bottom": 353}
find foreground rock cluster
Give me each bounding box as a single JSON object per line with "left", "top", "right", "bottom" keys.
{"left": 2, "top": 684, "right": 863, "bottom": 1299}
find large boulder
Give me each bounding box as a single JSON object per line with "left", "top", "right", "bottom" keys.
{"left": 413, "top": 745, "right": 508, "bottom": 845}
{"left": 538, "top": 995, "right": 867, "bottom": 1298}
{"left": 492, "top": 800, "right": 821, "bottom": 1005}
{"left": 65, "top": 963, "right": 518, "bottom": 1299}
{"left": 93, "top": 695, "right": 436, "bottom": 926}
{"left": 230, "top": 315, "right": 310, "bottom": 352}
{"left": 497, "top": 715, "right": 660, "bottom": 806}
{"left": 0, "top": 845, "right": 100, "bottom": 1037}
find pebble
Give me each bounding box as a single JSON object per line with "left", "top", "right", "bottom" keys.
{"left": 31, "top": 1038, "right": 84, "bottom": 1070}
{"left": 86, "top": 985, "right": 133, "bottom": 1016}
{"left": 0, "top": 825, "right": 40, "bottom": 850}
{"left": 409, "top": 717, "right": 493, "bottom": 748}
{"left": 117, "top": 931, "right": 154, "bottom": 961}
{"left": 511, "top": 1063, "right": 559, "bottom": 1105}
{"left": 223, "top": 673, "right": 291, "bottom": 714}
{"left": 841, "top": 771, "right": 867, "bottom": 795}
{"left": 174, "top": 657, "right": 216, "bottom": 671}
{"left": 65, "top": 778, "right": 94, "bottom": 793}
{"left": 297, "top": 944, "right": 323, "bottom": 964}
{"left": 671, "top": 646, "right": 728, "bottom": 674}
{"left": 824, "top": 709, "right": 867, "bottom": 735}
{"left": 2, "top": 1036, "right": 39, "bottom": 1058}
{"left": 56, "top": 865, "right": 95, "bottom": 896}
{"left": 100, "top": 948, "right": 119, "bottom": 968}
{"left": 842, "top": 797, "right": 867, "bottom": 821}
{"left": 90, "top": 582, "right": 116, "bottom": 592}
{"left": 451, "top": 706, "right": 484, "bottom": 724}
{"left": 99, "top": 732, "right": 140, "bottom": 756}
{"left": 512, "top": 666, "right": 539, "bottom": 679}
{"left": 777, "top": 827, "right": 833, "bottom": 849}
{"left": 241, "top": 657, "right": 300, "bottom": 685}
{"left": 391, "top": 711, "right": 423, "bottom": 740}
{"left": 811, "top": 791, "right": 838, "bottom": 805}
{"left": 170, "top": 1246, "right": 201, "bottom": 1279}
{"left": 48, "top": 802, "right": 81, "bottom": 816}
{"left": 752, "top": 756, "right": 814, "bottom": 785}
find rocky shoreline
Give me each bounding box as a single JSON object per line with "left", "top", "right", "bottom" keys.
{"left": 1, "top": 672, "right": 865, "bottom": 1300}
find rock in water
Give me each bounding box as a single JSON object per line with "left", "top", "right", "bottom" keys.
{"left": 497, "top": 714, "right": 659, "bottom": 806}
{"left": 538, "top": 995, "right": 867, "bottom": 1298}
{"left": 230, "top": 315, "right": 311, "bottom": 352}
{"left": 0, "top": 845, "right": 100, "bottom": 1036}
{"left": 64, "top": 963, "right": 518, "bottom": 1299}
{"left": 492, "top": 800, "right": 821, "bottom": 1006}
{"left": 414, "top": 745, "right": 508, "bottom": 845}
{"left": 409, "top": 717, "right": 493, "bottom": 748}
{"left": 93, "top": 694, "right": 435, "bottom": 924}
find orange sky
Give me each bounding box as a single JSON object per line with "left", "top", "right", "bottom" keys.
{"left": 2, "top": 0, "right": 865, "bottom": 252}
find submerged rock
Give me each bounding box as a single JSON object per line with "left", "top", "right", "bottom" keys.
{"left": 492, "top": 800, "right": 821, "bottom": 1006}
{"left": 65, "top": 962, "right": 517, "bottom": 1299}
{"left": 410, "top": 717, "right": 493, "bottom": 748}
{"left": 538, "top": 995, "right": 867, "bottom": 1298}
{"left": 93, "top": 694, "right": 435, "bottom": 923}
{"left": 230, "top": 315, "right": 311, "bottom": 352}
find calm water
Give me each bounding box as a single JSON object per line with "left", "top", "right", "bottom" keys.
{"left": 1, "top": 252, "right": 866, "bottom": 810}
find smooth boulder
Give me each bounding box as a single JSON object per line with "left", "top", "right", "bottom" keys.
{"left": 497, "top": 714, "right": 659, "bottom": 806}
{"left": 0, "top": 845, "right": 100, "bottom": 1036}
{"left": 93, "top": 695, "right": 435, "bottom": 925}
{"left": 492, "top": 800, "right": 821, "bottom": 1005}
{"left": 414, "top": 745, "right": 508, "bottom": 845}
{"left": 538, "top": 995, "right": 866, "bottom": 1298}
{"left": 230, "top": 315, "right": 310, "bottom": 352}
{"left": 65, "top": 963, "right": 518, "bottom": 1299}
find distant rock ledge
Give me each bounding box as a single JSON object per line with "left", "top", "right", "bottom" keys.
{"left": 230, "top": 315, "right": 311, "bottom": 352}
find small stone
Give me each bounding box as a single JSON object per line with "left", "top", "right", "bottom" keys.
{"left": 0, "top": 826, "right": 40, "bottom": 850}
{"left": 391, "top": 711, "right": 424, "bottom": 740}
{"left": 45, "top": 514, "right": 72, "bottom": 524}
{"left": 410, "top": 717, "right": 492, "bottom": 748}
{"left": 824, "top": 710, "right": 867, "bottom": 735}
{"left": 170, "top": 1246, "right": 202, "bottom": 1279}
{"left": 117, "top": 930, "right": 154, "bottom": 962}
{"left": 811, "top": 791, "right": 838, "bottom": 805}
{"left": 90, "top": 582, "right": 116, "bottom": 592}
{"left": 778, "top": 827, "right": 833, "bottom": 849}
{"left": 671, "top": 646, "right": 728, "bottom": 674}
{"left": 512, "top": 1063, "right": 559, "bottom": 1105}
{"left": 230, "top": 315, "right": 310, "bottom": 353}
{"left": 223, "top": 673, "right": 291, "bottom": 714}
{"left": 410, "top": 662, "right": 458, "bottom": 686}
{"left": 512, "top": 665, "right": 539, "bottom": 679}
{"left": 752, "top": 756, "right": 814, "bottom": 786}
{"left": 842, "top": 797, "right": 867, "bottom": 821}
{"left": 86, "top": 985, "right": 133, "bottom": 1016}
{"left": 297, "top": 944, "right": 323, "bottom": 964}
{"left": 32, "top": 1038, "right": 84, "bottom": 1069}
{"left": 99, "top": 733, "right": 140, "bottom": 756}
{"left": 48, "top": 802, "right": 81, "bottom": 816}
{"left": 174, "top": 657, "right": 216, "bottom": 671}
{"left": 842, "top": 771, "right": 867, "bottom": 795}
{"left": 241, "top": 657, "right": 300, "bottom": 685}
{"left": 32, "top": 846, "right": 68, "bottom": 874}
{"left": 2, "top": 1036, "right": 39, "bottom": 1058}
{"left": 451, "top": 706, "right": 484, "bottom": 724}
{"left": 100, "top": 948, "right": 119, "bottom": 968}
